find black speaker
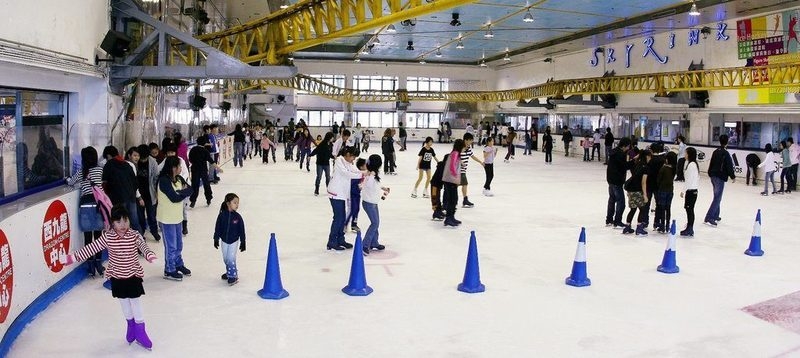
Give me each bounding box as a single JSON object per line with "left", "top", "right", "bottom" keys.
{"left": 189, "top": 95, "right": 206, "bottom": 110}
{"left": 220, "top": 101, "right": 231, "bottom": 111}
{"left": 100, "top": 30, "right": 132, "bottom": 58}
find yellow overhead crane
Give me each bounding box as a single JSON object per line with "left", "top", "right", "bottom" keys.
{"left": 196, "top": 0, "right": 477, "bottom": 65}
{"left": 228, "top": 62, "right": 800, "bottom": 103}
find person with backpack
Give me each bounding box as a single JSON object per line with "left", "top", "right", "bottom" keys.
{"left": 67, "top": 146, "right": 107, "bottom": 277}
{"left": 703, "top": 134, "right": 736, "bottom": 227}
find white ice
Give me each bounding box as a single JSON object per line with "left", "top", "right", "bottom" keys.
{"left": 9, "top": 143, "right": 800, "bottom": 357}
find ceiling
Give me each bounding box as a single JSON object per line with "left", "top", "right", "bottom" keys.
{"left": 221, "top": 0, "right": 798, "bottom": 66}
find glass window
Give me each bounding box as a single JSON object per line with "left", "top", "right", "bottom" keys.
{"left": 711, "top": 114, "right": 796, "bottom": 149}
{"left": 628, "top": 113, "right": 688, "bottom": 144}
{"left": 405, "top": 112, "right": 443, "bottom": 128}
{"left": 0, "top": 89, "right": 67, "bottom": 199}
{"left": 301, "top": 74, "right": 346, "bottom": 94}
{"left": 407, "top": 77, "right": 448, "bottom": 97}
{"left": 296, "top": 109, "right": 339, "bottom": 127}
{"left": 353, "top": 76, "right": 397, "bottom": 93}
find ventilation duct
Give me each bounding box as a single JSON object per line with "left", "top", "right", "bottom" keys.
{"left": 0, "top": 38, "right": 101, "bottom": 77}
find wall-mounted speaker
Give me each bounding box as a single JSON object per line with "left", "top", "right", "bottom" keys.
{"left": 189, "top": 95, "right": 206, "bottom": 110}
{"left": 220, "top": 101, "right": 231, "bottom": 111}
{"left": 100, "top": 30, "right": 132, "bottom": 58}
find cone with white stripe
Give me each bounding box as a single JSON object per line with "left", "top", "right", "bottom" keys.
{"left": 744, "top": 209, "right": 764, "bottom": 256}
{"left": 657, "top": 220, "right": 680, "bottom": 274}
{"left": 565, "top": 227, "right": 591, "bottom": 287}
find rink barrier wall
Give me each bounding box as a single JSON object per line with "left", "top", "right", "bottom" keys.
{"left": 0, "top": 188, "right": 87, "bottom": 356}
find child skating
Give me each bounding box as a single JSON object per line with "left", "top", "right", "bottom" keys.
{"left": 443, "top": 139, "right": 467, "bottom": 227}
{"left": 61, "top": 206, "right": 157, "bottom": 350}
{"left": 483, "top": 137, "right": 497, "bottom": 196}
{"left": 361, "top": 155, "right": 390, "bottom": 255}
{"left": 412, "top": 137, "right": 438, "bottom": 198}
{"left": 214, "top": 193, "right": 246, "bottom": 285}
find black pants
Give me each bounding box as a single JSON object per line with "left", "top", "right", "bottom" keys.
{"left": 190, "top": 170, "right": 213, "bottom": 204}
{"left": 544, "top": 148, "right": 552, "bottom": 163}
{"left": 746, "top": 165, "right": 758, "bottom": 186}
{"left": 676, "top": 158, "right": 686, "bottom": 181}
{"left": 483, "top": 164, "right": 494, "bottom": 190}
{"left": 383, "top": 152, "right": 396, "bottom": 173}
{"left": 430, "top": 185, "right": 442, "bottom": 212}
{"left": 254, "top": 140, "right": 262, "bottom": 156}
{"left": 591, "top": 143, "right": 601, "bottom": 160}
{"left": 505, "top": 145, "right": 515, "bottom": 160}
{"left": 792, "top": 164, "right": 799, "bottom": 191}
{"left": 684, "top": 190, "right": 697, "bottom": 230}
{"left": 442, "top": 182, "right": 459, "bottom": 218}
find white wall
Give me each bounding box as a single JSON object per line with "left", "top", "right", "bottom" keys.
{"left": 0, "top": 0, "right": 109, "bottom": 62}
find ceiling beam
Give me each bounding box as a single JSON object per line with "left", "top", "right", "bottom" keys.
{"left": 197, "top": 0, "right": 478, "bottom": 65}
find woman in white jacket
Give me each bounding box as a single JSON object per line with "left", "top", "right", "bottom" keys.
{"left": 327, "top": 146, "right": 364, "bottom": 251}
{"left": 757, "top": 143, "right": 778, "bottom": 196}
{"left": 680, "top": 147, "right": 699, "bottom": 237}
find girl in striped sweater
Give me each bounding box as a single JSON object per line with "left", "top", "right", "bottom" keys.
{"left": 62, "top": 205, "right": 157, "bottom": 350}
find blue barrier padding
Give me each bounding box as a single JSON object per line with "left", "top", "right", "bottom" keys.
{"left": 0, "top": 261, "right": 90, "bottom": 357}
{"left": 0, "top": 180, "right": 66, "bottom": 207}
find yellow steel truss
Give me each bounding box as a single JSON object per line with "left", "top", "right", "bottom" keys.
{"left": 229, "top": 63, "right": 800, "bottom": 103}
{"left": 196, "top": 0, "right": 477, "bottom": 65}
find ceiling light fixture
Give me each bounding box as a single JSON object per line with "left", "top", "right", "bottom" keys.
{"left": 279, "top": 1, "right": 289, "bottom": 9}
{"left": 361, "top": 47, "right": 369, "bottom": 55}
{"left": 386, "top": 24, "right": 397, "bottom": 33}
{"left": 406, "top": 41, "right": 414, "bottom": 51}
{"left": 419, "top": 56, "right": 426, "bottom": 64}
{"left": 479, "top": 60, "right": 487, "bottom": 67}
{"left": 688, "top": 1, "right": 700, "bottom": 16}
{"left": 287, "top": 34, "right": 294, "bottom": 44}
{"left": 503, "top": 48, "right": 511, "bottom": 61}
{"left": 287, "top": 54, "right": 294, "bottom": 61}
{"left": 484, "top": 25, "right": 494, "bottom": 39}
{"left": 354, "top": 56, "right": 361, "bottom": 62}
{"left": 523, "top": 8, "right": 534, "bottom": 23}
{"left": 456, "top": 39, "right": 464, "bottom": 49}
{"left": 435, "top": 48, "right": 443, "bottom": 57}
{"left": 372, "top": 36, "right": 381, "bottom": 44}
{"left": 480, "top": 52, "right": 487, "bottom": 67}
{"left": 450, "top": 13, "right": 461, "bottom": 27}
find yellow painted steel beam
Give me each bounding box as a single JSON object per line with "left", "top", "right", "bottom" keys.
{"left": 227, "top": 63, "right": 800, "bottom": 102}
{"left": 198, "top": 0, "right": 478, "bottom": 65}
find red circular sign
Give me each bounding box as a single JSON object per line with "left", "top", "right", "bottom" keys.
{"left": 41, "top": 200, "right": 70, "bottom": 273}
{"left": 0, "top": 229, "right": 13, "bottom": 323}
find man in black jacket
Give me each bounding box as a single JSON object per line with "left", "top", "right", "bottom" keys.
{"left": 101, "top": 146, "right": 142, "bottom": 233}
{"left": 562, "top": 127, "right": 573, "bottom": 157}
{"left": 704, "top": 134, "right": 736, "bottom": 227}
{"left": 606, "top": 137, "right": 633, "bottom": 227}
{"left": 603, "top": 128, "right": 615, "bottom": 165}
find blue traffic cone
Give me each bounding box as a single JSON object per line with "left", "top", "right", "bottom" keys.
{"left": 342, "top": 232, "right": 373, "bottom": 296}
{"left": 257, "top": 233, "right": 289, "bottom": 300}
{"left": 745, "top": 209, "right": 764, "bottom": 256}
{"left": 565, "top": 227, "right": 591, "bottom": 287}
{"left": 657, "top": 220, "right": 680, "bottom": 274}
{"left": 457, "top": 231, "right": 485, "bottom": 293}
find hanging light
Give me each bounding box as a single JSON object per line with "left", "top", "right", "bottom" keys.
{"left": 287, "top": 34, "right": 294, "bottom": 44}
{"left": 419, "top": 56, "right": 426, "bottom": 64}
{"left": 456, "top": 39, "right": 464, "bottom": 49}
{"left": 435, "top": 48, "right": 443, "bottom": 58}
{"left": 287, "top": 53, "right": 294, "bottom": 61}
{"left": 503, "top": 49, "right": 511, "bottom": 62}
{"left": 372, "top": 36, "right": 381, "bottom": 44}
{"left": 386, "top": 24, "right": 397, "bottom": 33}
{"left": 480, "top": 52, "right": 487, "bottom": 67}
{"left": 279, "top": 1, "right": 289, "bottom": 9}
{"left": 688, "top": 1, "right": 700, "bottom": 16}
{"left": 479, "top": 60, "right": 487, "bottom": 67}
{"left": 354, "top": 56, "right": 361, "bottom": 62}
{"left": 484, "top": 25, "right": 494, "bottom": 39}
{"left": 523, "top": 8, "right": 534, "bottom": 23}
{"left": 361, "top": 47, "right": 369, "bottom": 55}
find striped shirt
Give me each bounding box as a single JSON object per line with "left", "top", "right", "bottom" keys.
{"left": 67, "top": 166, "right": 104, "bottom": 196}
{"left": 460, "top": 148, "right": 473, "bottom": 173}
{"left": 72, "top": 229, "right": 156, "bottom": 279}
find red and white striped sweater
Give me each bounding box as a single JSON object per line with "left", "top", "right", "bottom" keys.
{"left": 72, "top": 229, "right": 156, "bottom": 279}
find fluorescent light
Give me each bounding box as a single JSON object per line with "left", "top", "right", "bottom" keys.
{"left": 689, "top": 2, "right": 700, "bottom": 16}
{"left": 671, "top": 121, "right": 680, "bottom": 125}
{"left": 503, "top": 52, "right": 511, "bottom": 61}
{"left": 479, "top": 60, "right": 487, "bottom": 67}
{"left": 724, "top": 122, "right": 737, "bottom": 128}
{"left": 419, "top": 56, "right": 426, "bottom": 64}
{"left": 435, "top": 48, "right": 443, "bottom": 57}
{"left": 456, "top": 40, "right": 464, "bottom": 49}
{"left": 484, "top": 25, "right": 494, "bottom": 39}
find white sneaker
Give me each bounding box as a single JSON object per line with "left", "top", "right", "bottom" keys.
{"left": 422, "top": 192, "right": 430, "bottom": 198}
{"left": 411, "top": 191, "right": 418, "bottom": 198}
{"left": 482, "top": 189, "right": 494, "bottom": 197}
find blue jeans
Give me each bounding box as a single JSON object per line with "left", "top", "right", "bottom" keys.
{"left": 298, "top": 148, "right": 311, "bottom": 170}
{"left": 327, "top": 199, "right": 347, "bottom": 247}
{"left": 362, "top": 202, "right": 380, "bottom": 249}
{"left": 347, "top": 179, "right": 361, "bottom": 226}
{"left": 137, "top": 200, "right": 158, "bottom": 236}
{"left": 124, "top": 200, "right": 142, "bottom": 234}
{"left": 704, "top": 176, "right": 725, "bottom": 222}
{"left": 233, "top": 142, "right": 244, "bottom": 167}
{"left": 606, "top": 184, "right": 625, "bottom": 224}
{"left": 764, "top": 171, "right": 776, "bottom": 193}
{"left": 221, "top": 241, "right": 238, "bottom": 278}
{"left": 161, "top": 223, "right": 184, "bottom": 273}
{"left": 315, "top": 164, "right": 331, "bottom": 192}
{"left": 208, "top": 153, "right": 219, "bottom": 181}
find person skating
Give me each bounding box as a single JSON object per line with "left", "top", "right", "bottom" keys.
{"left": 214, "top": 193, "right": 246, "bottom": 285}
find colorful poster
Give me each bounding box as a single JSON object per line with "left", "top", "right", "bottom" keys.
{"left": 0, "top": 229, "right": 12, "bottom": 323}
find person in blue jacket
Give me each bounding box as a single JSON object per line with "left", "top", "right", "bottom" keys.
{"left": 213, "top": 193, "right": 246, "bottom": 286}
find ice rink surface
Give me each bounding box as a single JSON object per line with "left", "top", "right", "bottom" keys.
{"left": 9, "top": 143, "right": 800, "bottom": 357}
